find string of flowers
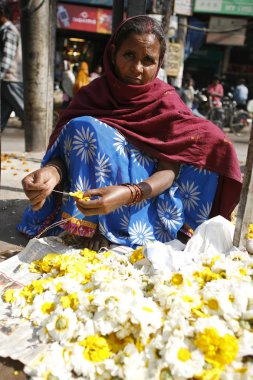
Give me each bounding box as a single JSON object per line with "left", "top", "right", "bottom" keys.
{"left": 3, "top": 244, "right": 253, "bottom": 380}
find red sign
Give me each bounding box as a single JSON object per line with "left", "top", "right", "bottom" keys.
{"left": 57, "top": 3, "right": 112, "bottom": 34}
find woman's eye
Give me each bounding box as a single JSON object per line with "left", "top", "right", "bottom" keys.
{"left": 143, "top": 56, "right": 155, "bottom": 65}
{"left": 124, "top": 52, "right": 134, "bottom": 59}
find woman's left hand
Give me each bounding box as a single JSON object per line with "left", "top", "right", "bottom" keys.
{"left": 75, "top": 186, "right": 131, "bottom": 216}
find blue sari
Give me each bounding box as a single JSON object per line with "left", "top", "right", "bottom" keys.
{"left": 17, "top": 116, "right": 218, "bottom": 247}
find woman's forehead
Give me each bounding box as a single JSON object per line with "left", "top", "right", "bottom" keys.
{"left": 117, "top": 32, "right": 160, "bottom": 51}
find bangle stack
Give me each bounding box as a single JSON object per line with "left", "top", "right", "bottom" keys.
{"left": 121, "top": 183, "right": 144, "bottom": 206}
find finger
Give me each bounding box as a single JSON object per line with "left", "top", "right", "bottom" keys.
{"left": 31, "top": 199, "right": 46, "bottom": 211}
{"left": 76, "top": 197, "right": 103, "bottom": 209}
{"left": 76, "top": 204, "right": 102, "bottom": 216}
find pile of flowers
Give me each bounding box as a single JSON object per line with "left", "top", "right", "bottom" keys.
{"left": 3, "top": 244, "right": 253, "bottom": 380}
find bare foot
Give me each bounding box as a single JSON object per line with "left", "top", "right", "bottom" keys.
{"left": 76, "top": 232, "right": 111, "bottom": 252}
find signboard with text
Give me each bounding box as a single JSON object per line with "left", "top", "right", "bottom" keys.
{"left": 206, "top": 17, "right": 247, "bottom": 46}
{"left": 165, "top": 43, "right": 181, "bottom": 77}
{"left": 194, "top": 0, "right": 253, "bottom": 16}
{"left": 57, "top": 3, "right": 112, "bottom": 34}
{"left": 174, "top": 0, "right": 193, "bottom": 16}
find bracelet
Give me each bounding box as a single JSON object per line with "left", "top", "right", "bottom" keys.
{"left": 121, "top": 183, "right": 144, "bottom": 206}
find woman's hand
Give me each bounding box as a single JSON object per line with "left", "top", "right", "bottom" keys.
{"left": 22, "top": 166, "right": 61, "bottom": 211}
{"left": 75, "top": 185, "right": 131, "bottom": 216}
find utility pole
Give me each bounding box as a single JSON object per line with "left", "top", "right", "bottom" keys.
{"left": 127, "top": 0, "right": 147, "bottom": 17}
{"left": 112, "top": 0, "right": 124, "bottom": 32}
{"left": 20, "top": 0, "right": 56, "bottom": 152}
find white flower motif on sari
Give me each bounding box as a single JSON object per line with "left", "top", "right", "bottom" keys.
{"left": 193, "top": 166, "right": 210, "bottom": 175}
{"left": 179, "top": 181, "right": 200, "bottom": 212}
{"left": 196, "top": 202, "right": 212, "bottom": 224}
{"left": 72, "top": 126, "right": 97, "bottom": 163}
{"left": 73, "top": 175, "right": 92, "bottom": 192}
{"left": 154, "top": 221, "right": 173, "bottom": 242}
{"left": 157, "top": 201, "right": 183, "bottom": 231}
{"left": 120, "top": 214, "right": 130, "bottom": 230}
{"left": 95, "top": 152, "right": 112, "bottom": 186}
{"left": 113, "top": 132, "right": 129, "bottom": 157}
{"left": 130, "top": 148, "right": 153, "bottom": 167}
{"left": 129, "top": 221, "right": 153, "bottom": 245}
{"left": 63, "top": 135, "right": 72, "bottom": 167}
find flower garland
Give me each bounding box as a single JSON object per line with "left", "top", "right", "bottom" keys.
{"left": 3, "top": 245, "right": 253, "bottom": 380}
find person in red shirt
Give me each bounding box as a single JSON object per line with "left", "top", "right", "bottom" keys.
{"left": 207, "top": 74, "right": 224, "bottom": 109}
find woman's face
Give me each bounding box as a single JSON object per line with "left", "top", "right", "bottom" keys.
{"left": 111, "top": 33, "right": 161, "bottom": 85}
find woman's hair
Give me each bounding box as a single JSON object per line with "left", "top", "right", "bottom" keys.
{"left": 113, "top": 16, "right": 166, "bottom": 64}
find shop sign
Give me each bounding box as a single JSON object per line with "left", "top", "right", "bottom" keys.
{"left": 194, "top": 0, "right": 253, "bottom": 16}
{"left": 174, "top": 0, "right": 193, "bottom": 16}
{"left": 227, "top": 63, "right": 253, "bottom": 74}
{"left": 57, "top": 3, "right": 112, "bottom": 34}
{"left": 165, "top": 43, "right": 181, "bottom": 77}
{"left": 206, "top": 17, "right": 247, "bottom": 46}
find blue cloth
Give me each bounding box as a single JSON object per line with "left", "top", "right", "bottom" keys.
{"left": 17, "top": 116, "right": 218, "bottom": 248}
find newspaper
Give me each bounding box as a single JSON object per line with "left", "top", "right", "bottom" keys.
{"left": 0, "top": 236, "right": 132, "bottom": 364}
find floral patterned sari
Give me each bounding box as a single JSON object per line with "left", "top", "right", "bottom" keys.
{"left": 18, "top": 116, "right": 218, "bottom": 248}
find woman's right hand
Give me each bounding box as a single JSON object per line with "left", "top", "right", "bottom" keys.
{"left": 21, "top": 166, "right": 61, "bottom": 211}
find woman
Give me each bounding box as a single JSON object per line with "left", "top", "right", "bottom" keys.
{"left": 19, "top": 16, "right": 242, "bottom": 251}
{"left": 73, "top": 61, "right": 89, "bottom": 96}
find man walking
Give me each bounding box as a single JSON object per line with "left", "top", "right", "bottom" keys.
{"left": 0, "top": 1, "right": 24, "bottom": 132}
{"left": 233, "top": 78, "right": 248, "bottom": 110}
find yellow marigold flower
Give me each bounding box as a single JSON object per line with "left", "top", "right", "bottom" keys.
{"left": 247, "top": 224, "right": 253, "bottom": 239}
{"left": 60, "top": 293, "right": 79, "bottom": 310}
{"left": 3, "top": 288, "right": 16, "bottom": 303}
{"left": 171, "top": 273, "right": 183, "bottom": 286}
{"left": 130, "top": 247, "right": 144, "bottom": 264}
{"left": 194, "top": 327, "right": 238, "bottom": 368}
{"left": 194, "top": 268, "right": 224, "bottom": 288}
{"left": 79, "top": 335, "right": 112, "bottom": 362}
{"left": 41, "top": 302, "right": 56, "bottom": 314}
{"left": 69, "top": 190, "right": 90, "bottom": 200}
{"left": 177, "top": 348, "right": 191, "bottom": 362}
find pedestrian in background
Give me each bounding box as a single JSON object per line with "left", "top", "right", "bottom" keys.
{"left": 89, "top": 64, "right": 103, "bottom": 82}
{"left": 207, "top": 74, "right": 224, "bottom": 109}
{"left": 0, "top": 0, "right": 24, "bottom": 131}
{"left": 233, "top": 78, "right": 248, "bottom": 110}
{"left": 61, "top": 60, "right": 75, "bottom": 109}
{"left": 73, "top": 61, "right": 89, "bottom": 96}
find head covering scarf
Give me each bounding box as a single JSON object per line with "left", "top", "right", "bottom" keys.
{"left": 73, "top": 61, "right": 89, "bottom": 96}
{"left": 49, "top": 16, "right": 242, "bottom": 220}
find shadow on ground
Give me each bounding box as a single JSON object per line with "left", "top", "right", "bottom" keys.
{"left": 0, "top": 200, "right": 30, "bottom": 255}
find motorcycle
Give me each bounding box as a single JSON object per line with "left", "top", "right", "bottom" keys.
{"left": 207, "top": 92, "right": 251, "bottom": 133}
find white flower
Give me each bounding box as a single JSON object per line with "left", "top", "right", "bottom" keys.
{"left": 163, "top": 337, "right": 205, "bottom": 379}
{"left": 179, "top": 180, "right": 200, "bottom": 211}
{"left": 72, "top": 126, "right": 97, "bottom": 163}
{"left": 41, "top": 307, "right": 78, "bottom": 344}
{"left": 95, "top": 152, "right": 112, "bottom": 186}
{"left": 24, "top": 343, "right": 71, "bottom": 380}
{"left": 129, "top": 221, "right": 154, "bottom": 245}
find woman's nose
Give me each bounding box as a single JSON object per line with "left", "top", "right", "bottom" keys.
{"left": 131, "top": 61, "right": 143, "bottom": 74}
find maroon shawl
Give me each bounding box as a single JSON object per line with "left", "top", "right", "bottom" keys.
{"left": 49, "top": 18, "right": 242, "bottom": 220}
